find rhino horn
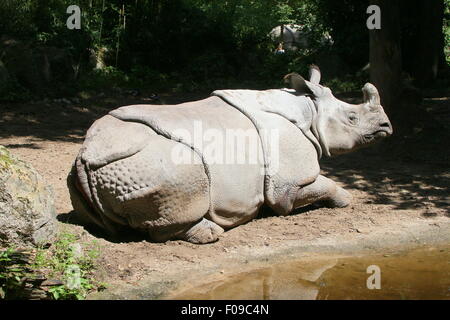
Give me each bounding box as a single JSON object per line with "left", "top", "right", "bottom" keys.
{"left": 362, "top": 83, "right": 381, "bottom": 106}
{"left": 309, "top": 64, "right": 321, "bottom": 84}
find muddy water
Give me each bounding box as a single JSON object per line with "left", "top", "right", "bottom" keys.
{"left": 170, "top": 246, "right": 450, "bottom": 300}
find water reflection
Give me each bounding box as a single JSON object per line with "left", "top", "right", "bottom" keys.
{"left": 170, "top": 246, "right": 450, "bottom": 300}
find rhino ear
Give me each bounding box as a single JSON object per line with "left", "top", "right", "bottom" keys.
{"left": 284, "top": 73, "right": 309, "bottom": 92}
{"left": 362, "top": 83, "right": 381, "bottom": 105}
{"left": 284, "top": 72, "right": 324, "bottom": 97}
{"left": 309, "top": 64, "right": 321, "bottom": 84}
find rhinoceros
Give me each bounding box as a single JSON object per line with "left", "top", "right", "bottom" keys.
{"left": 269, "top": 24, "right": 333, "bottom": 51}
{"left": 67, "top": 66, "right": 392, "bottom": 244}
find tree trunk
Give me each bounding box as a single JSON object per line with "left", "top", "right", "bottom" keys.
{"left": 369, "top": 0, "right": 402, "bottom": 115}
{"left": 412, "top": 0, "right": 445, "bottom": 86}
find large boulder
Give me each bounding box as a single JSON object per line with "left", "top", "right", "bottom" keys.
{"left": 0, "top": 146, "right": 57, "bottom": 248}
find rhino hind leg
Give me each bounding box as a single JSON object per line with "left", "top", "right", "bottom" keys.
{"left": 294, "top": 175, "right": 352, "bottom": 209}
{"left": 179, "top": 218, "right": 224, "bottom": 244}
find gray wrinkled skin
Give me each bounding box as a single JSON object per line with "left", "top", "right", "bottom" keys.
{"left": 68, "top": 66, "right": 392, "bottom": 244}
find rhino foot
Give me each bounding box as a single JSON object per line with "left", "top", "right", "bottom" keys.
{"left": 322, "top": 186, "right": 352, "bottom": 208}
{"left": 294, "top": 175, "right": 352, "bottom": 210}
{"left": 181, "top": 218, "right": 224, "bottom": 244}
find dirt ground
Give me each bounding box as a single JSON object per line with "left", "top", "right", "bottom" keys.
{"left": 1, "top": 89, "right": 449, "bottom": 298}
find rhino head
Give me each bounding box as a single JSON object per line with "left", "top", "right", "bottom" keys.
{"left": 285, "top": 66, "right": 393, "bottom": 156}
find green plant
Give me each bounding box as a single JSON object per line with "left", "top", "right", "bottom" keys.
{"left": 77, "top": 66, "right": 129, "bottom": 90}
{"left": 33, "top": 232, "right": 104, "bottom": 300}
{"left": 1, "top": 232, "right": 105, "bottom": 300}
{"left": 0, "top": 248, "right": 32, "bottom": 299}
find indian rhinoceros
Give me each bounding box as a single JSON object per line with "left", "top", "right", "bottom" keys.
{"left": 269, "top": 24, "right": 333, "bottom": 51}
{"left": 67, "top": 66, "right": 392, "bottom": 244}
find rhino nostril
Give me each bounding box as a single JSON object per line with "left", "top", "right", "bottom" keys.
{"left": 379, "top": 121, "right": 393, "bottom": 135}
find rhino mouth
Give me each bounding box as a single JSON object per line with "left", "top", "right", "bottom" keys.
{"left": 363, "top": 130, "right": 390, "bottom": 142}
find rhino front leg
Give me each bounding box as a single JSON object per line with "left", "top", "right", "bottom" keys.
{"left": 294, "top": 175, "right": 352, "bottom": 209}
{"left": 179, "top": 218, "right": 224, "bottom": 244}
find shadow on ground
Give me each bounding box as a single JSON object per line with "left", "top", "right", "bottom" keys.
{"left": 0, "top": 90, "right": 209, "bottom": 143}
{"left": 321, "top": 145, "right": 449, "bottom": 214}
{"left": 57, "top": 211, "right": 151, "bottom": 243}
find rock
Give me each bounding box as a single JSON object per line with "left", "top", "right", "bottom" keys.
{"left": 0, "top": 146, "right": 57, "bottom": 248}
{"left": 40, "top": 279, "right": 64, "bottom": 287}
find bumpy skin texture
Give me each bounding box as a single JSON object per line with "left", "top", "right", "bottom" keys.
{"left": 68, "top": 68, "right": 392, "bottom": 244}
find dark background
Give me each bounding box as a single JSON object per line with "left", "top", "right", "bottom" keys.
{"left": 0, "top": 1, "right": 448, "bottom": 95}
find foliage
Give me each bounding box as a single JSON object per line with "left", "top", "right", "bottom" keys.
{"left": 0, "top": 0, "right": 447, "bottom": 98}
{"left": 324, "top": 70, "right": 369, "bottom": 94}
{"left": 0, "top": 1, "right": 36, "bottom": 39}
{"left": 313, "top": 0, "right": 369, "bottom": 69}
{"left": 0, "top": 233, "right": 105, "bottom": 300}
{"left": 0, "top": 1, "right": 332, "bottom": 92}
{"left": 0, "top": 248, "right": 31, "bottom": 299}
{"left": 33, "top": 232, "right": 105, "bottom": 300}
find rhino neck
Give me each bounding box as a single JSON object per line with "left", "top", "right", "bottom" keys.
{"left": 255, "top": 90, "right": 325, "bottom": 159}
{"left": 301, "top": 97, "right": 324, "bottom": 159}
{"left": 211, "top": 89, "right": 326, "bottom": 159}
{"left": 303, "top": 97, "right": 332, "bottom": 158}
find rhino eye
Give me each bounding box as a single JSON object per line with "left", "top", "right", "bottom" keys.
{"left": 348, "top": 113, "right": 359, "bottom": 125}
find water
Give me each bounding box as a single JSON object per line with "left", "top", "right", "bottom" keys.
{"left": 170, "top": 246, "right": 450, "bottom": 300}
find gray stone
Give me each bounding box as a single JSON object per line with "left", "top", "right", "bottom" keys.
{"left": 0, "top": 146, "right": 57, "bottom": 248}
